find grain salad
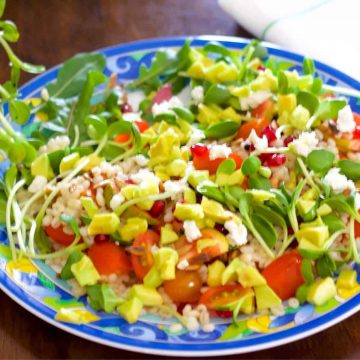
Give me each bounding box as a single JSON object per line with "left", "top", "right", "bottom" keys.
{"left": 1, "top": 38, "right": 360, "bottom": 332}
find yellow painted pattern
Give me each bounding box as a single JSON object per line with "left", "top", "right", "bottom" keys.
{"left": 6, "top": 258, "right": 38, "bottom": 277}
{"left": 55, "top": 308, "right": 100, "bottom": 324}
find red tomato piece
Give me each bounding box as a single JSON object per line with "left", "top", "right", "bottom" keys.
{"left": 237, "top": 118, "right": 271, "bottom": 140}
{"left": 115, "top": 120, "right": 150, "bottom": 143}
{"left": 45, "top": 225, "right": 75, "bottom": 247}
{"left": 88, "top": 241, "right": 132, "bottom": 275}
{"left": 355, "top": 220, "right": 360, "bottom": 238}
{"left": 199, "top": 284, "right": 251, "bottom": 310}
{"left": 130, "top": 230, "right": 160, "bottom": 280}
{"left": 262, "top": 250, "right": 305, "bottom": 300}
{"left": 251, "top": 99, "right": 274, "bottom": 120}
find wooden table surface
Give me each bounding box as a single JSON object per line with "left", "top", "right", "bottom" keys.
{"left": 1, "top": 1, "right": 360, "bottom": 358}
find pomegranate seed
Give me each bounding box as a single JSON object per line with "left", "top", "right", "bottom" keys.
{"left": 261, "top": 126, "right": 277, "bottom": 144}
{"left": 284, "top": 135, "right": 295, "bottom": 146}
{"left": 190, "top": 144, "right": 208, "bottom": 157}
{"left": 264, "top": 154, "right": 286, "bottom": 167}
{"left": 94, "top": 234, "right": 109, "bottom": 243}
{"left": 149, "top": 200, "right": 166, "bottom": 218}
{"left": 121, "top": 103, "right": 133, "bottom": 113}
{"left": 125, "top": 179, "right": 136, "bottom": 185}
{"left": 288, "top": 227, "right": 294, "bottom": 235}
{"left": 257, "top": 65, "right": 266, "bottom": 71}
{"left": 153, "top": 84, "right": 172, "bottom": 104}
{"left": 258, "top": 153, "right": 272, "bottom": 163}
{"left": 215, "top": 310, "right": 233, "bottom": 318}
{"left": 353, "top": 126, "right": 360, "bottom": 139}
{"left": 215, "top": 223, "right": 228, "bottom": 235}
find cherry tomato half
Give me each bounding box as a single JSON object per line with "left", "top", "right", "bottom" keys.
{"left": 115, "top": 120, "right": 150, "bottom": 143}
{"left": 199, "top": 284, "right": 250, "bottom": 310}
{"left": 130, "top": 230, "right": 160, "bottom": 280}
{"left": 45, "top": 225, "right": 75, "bottom": 247}
{"left": 163, "top": 270, "right": 202, "bottom": 303}
{"left": 88, "top": 241, "right": 132, "bottom": 275}
{"left": 355, "top": 220, "right": 360, "bottom": 238}
{"left": 251, "top": 99, "right": 274, "bottom": 120}
{"left": 262, "top": 250, "right": 304, "bottom": 300}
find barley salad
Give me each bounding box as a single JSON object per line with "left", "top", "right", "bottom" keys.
{"left": 1, "top": 32, "right": 360, "bottom": 333}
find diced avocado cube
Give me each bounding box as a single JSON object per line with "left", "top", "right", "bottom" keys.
{"left": 88, "top": 213, "right": 120, "bottom": 235}
{"left": 31, "top": 153, "right": 54, "bottom": 180}
{"left": 296, "top": 284, "right": 310, "bottom": 304}
{"left": 222, "top": 258, "right": 242, "bottom": 285}
{"left": 160, "top": 224, "right": 179, "bottom": 245}
{"left": 60, "top": 152, "right": 80, "bottom": 174}
{"left": 300, "top": 217, "right": 324, "bottom": 228}
{"left": 80, "top": 197, "right": 99, "bottom": 218}
{"left": 254, "top": 284, "right": 281, "bottom": 310}
{"left": 184, "top": 188, "right": 196, "bottom": 204}
{"left": 137, "top": 180, "right": 160, "bottom": 210}
{"left": 207, "top": 260, "right": 226, "bottom": 287}
{"left": 119, "top": 217, "right": 148, "bottom": 242}
{"left": 317, "top": 204, "right": 332, "bottom": 217}
{"left": 297, "top": 199, "right": 316, "bottom": 217}
{"left": 241, "top": 292, "right": 255, "bottom": 314}
{"left": 143, "top": 266, "right": 163, "bottom": 288}
{"left": 154, "top": 248, "right": 179, "bottom": 280}
{"left": 216, "top": 63, "right": 239, "bottom": 82}
{"left": 121, "top": 184, "right": 138, "bottom": 200}
{"left": 237, "top": 264, "right": 267, "bottom": 288}
{"left": 298, "top": 238, "right": 325, "bottom": 260}
{"left": 296, "top": 226, "right": 329, "bottom": 247}
{"left": 336, "top": 270, "right": 358, "bottom": 290}
{"left": 117, "top": 297, "right": 143, "bottom": 323}
{"left": 187, "top": 61, "right": 206, "bottom": 79}
{"left": 71, "top": 255, "right": 100, "bottom": 287}
{"left": 248, "top": 189, "right": 275, "bottom": 202}
{"left": 290, "top": 105, "right": 310, "bottom": 131}
{"left": 201, "top": 197, "right": 230, "bottom": 222}
{"left": 188, "top": 170, "right": 209, "bottom": 188}
{"left": 278, "top": 94, "right": 297, "bottom": 115}
{"left": 167, "top": 159, "right": 187, "bottom": 177}
{"left": 307, "top": 277, "right": 336, "bottom": 306}
{"left": 216, "top": 170, "right": 244, "bottom": 186}
{"left": 174, "top": 203, "right": 204, "bottom": 221}
{"left": 60, "top": 250, "right": 84, "bottom": 280}
{"left": 250, "top": 69, "right": 277, "bottom": 91}
{"left": 230, "top": 85, "right": 250, "bottom": 97}
{"left": 86, "top": 284, "right": 123, "bottom": 313}
{"left": 128, "top": 285, "right": 163, "bottom": 306}
{"left": 154, "top": 164, "right": 170, "bottom": 181}
{"left": 303, "top": 188, "right": 318, "bottom": 201}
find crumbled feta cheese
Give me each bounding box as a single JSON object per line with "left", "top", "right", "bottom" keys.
{"left": 122, "top": 112, "right": 141, "bottom": 122}
{"left": 28, "top": 175, "right": 48, "bottom": 193}
{"left": 324, "top": 168, "right": 355, "bottom": 194}
{"left": 209, "top": 144, "right": 232, "bottom": 160}
{"left": 293, "top": 131, "right": 319, "bottom": 157}
{"left": 355, "top": 193, "right": 360, "bottom": 211}
{"left": 183, "top": 220, "right": 202, "bottom": 242}
{"left": 224, "top": 220, "right": 248, "bottom": 246}
{"left": 152, "top": 96, "right": 183, "bottom": 117}
{"left": 130, "top": 169, "right": 160, "bottom": 184}
{"left": 191, "top": 86, "right": 204, "bottom": 105}
{"left": 39, "top": 135, "right": 70, "bottom": 154}
{"left": 163, "top": 179, "right": 188, "bottom": 200}
{"left": 177, "top": 259, "right": 189, "bottom": 270}
{"left": 186, "top": 128, "right": 205, "bottom": 146}
{"left": 337, "top": 105, "right": 355, "bottom": 133}
{"left": 247, "top": 129, "right": 268, "bottom": 151}
{"left": 239, "top": 90, "right": 272, "bottom": 111}
{"left": 110, "top": 193, "right": 125, "bottom": 211}
{"left": 133, "top": 154, "right": 149, "bottom": 167}
{"left": 127, "top": 90, "right": 145, "bottom": 112}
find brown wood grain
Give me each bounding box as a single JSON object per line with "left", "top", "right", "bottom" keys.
{"left": 0, "top": 0, "right": 359, "bottom": 358}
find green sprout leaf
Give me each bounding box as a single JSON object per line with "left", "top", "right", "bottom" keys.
{"left": 306, "top": 149, "right": 335, "bottom": 176}
{"left": 204, "top": 120, "right": 240, "bottom": 140}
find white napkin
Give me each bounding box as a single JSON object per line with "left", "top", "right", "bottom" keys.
{"left": 219, "top": 0, "right": 360, "bottom": 81}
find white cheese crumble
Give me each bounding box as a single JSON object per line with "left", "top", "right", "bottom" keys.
{"left": 247, "top": 129, "right": 268, "bottom": 151}
{"left": 183, "top": 220, "right": 202, "bottom": 242}
{"left": 122, "top": 112, "right": 142, "bottom": 122}
{"left": 293, "top": 131, "right": 319, "bottom": 157}
{"left": 239, "top": 90, "right": 272, "bottom": 111}
{"left": 152, "top": 96, "right": 183, "bottom": 117}
{"left": 110, "top": 193, "right": 125, "bottom": 211}
{"left": 324, "top": 168, "right": 355, "bottom": 194}
{"left": 186, "top": 128, "right": 205, "bottom": 146}
{"left": 177, "top": 259, "right": 189, "bottom": 270}
{"left": 224, "top": 220, "right": 248, "bottom": 246}
{"left": 133, "top": 154, "right": 149, "bottom": 167}
{"left": 209, "top": 144, "right": 232, "bottom": 160}
{"left": 337, "top": 105, "right": 356, "bottom": 133}
{"left": 39, "top": 135, "right": 70, "bottom": 154}
{"left": 130, "top": 169, "right": 160, "bottom": 184}
{"left": 355, "top": 193, "right": 360, "bottom": 211}
{"left": 191, "top": 86, "right": 204, "bottom": 105}
{"left": 28, "top": 175, "right": 48, "bottom": 193}
{"left": 127, "top": 90, "right": 145, "bottom": 112}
